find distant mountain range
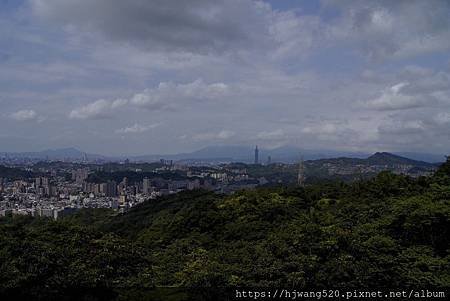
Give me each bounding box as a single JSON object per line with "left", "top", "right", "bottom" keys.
{"left": 1, "top": 145, "right": 447, "bottom": 163}
{"left": 310, "top": 152, "right": 436, "bottom": 168}
{"left": 130, "top": 145, "right": 372, "bottom": 163}
{"left": 1, "top": 148, "right": 105, "bottom": 161}
{"left": 366, "top": 152, "right": 434, "bottom": 167}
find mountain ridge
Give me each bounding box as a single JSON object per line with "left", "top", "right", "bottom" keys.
{"left": 1, "top": 146, "right": 446, "bottom": 164}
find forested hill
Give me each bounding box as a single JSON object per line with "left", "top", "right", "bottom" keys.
{"left": 366, "top": 152, "right": 434, "bottom": 166}
{"left": 0, "top": 165, "right": 35, "bottom": 180}
{"left": 309, "top": 151, "right": 435, "bottom": 167}
{"left": 0, "top": 159, "right": 449, "bottom": 300}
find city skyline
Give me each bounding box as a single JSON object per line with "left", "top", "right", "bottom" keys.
{"left": 1, "top": 0, "right": 450, "bottom": 156}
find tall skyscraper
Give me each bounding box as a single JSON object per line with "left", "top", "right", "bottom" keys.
{"left": 254, "top": 145, "right": 259, "bottom": 164}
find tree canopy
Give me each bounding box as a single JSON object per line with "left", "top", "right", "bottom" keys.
{"left": 1, "top": 158, "right": 449, "bottom": 300}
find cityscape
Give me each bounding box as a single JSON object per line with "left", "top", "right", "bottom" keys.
{"left": 0, "top": 146, "right": 439, "bottom": 220}
{"left": 1, "top": 0, "right": 449, "bottom": 299}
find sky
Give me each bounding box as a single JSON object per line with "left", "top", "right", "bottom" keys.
{"left": 0, "top": 0, "right": 449, "bottom": 156}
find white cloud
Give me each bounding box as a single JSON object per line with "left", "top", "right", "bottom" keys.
{"left": 256, "top": 129, "right": 285, "bottom": 140}
{"left": 31, "top": 0, "right": 270, "bottom": 55}
{"left": 10, "top": 109, "right": 38, "bottom": 121}
{"left": 115, "top": 123, "right": 160, "bottom": 134}
{"left": 2, "top": 0, "right": 450, "bottom": 155}
{"left": 129, "top": 79, "right": 229, "bottom": 109}
{"left": 302, "top": 123, "right": 340, "bottom": 136}
{"left": 434, "top": 112, "right": 450, "bottom": 125}
{"left": 378, "top": 119, "right": 426, "bottom": 135}
{"left": 69, "top": 79, "right": 229, "bottom": 119}
{"left": 29, "top": 0, "right": 334, "bottom": 62}
{"left": 69, "top": 99, "right": 112, "bottom": 120}
{"left": 364, "top": 82, "right": 433, "bottom": 111}
{"left": 29, "top": 0, "right": 450, "bottom": 63}
{"left": 299, "top": 119, "right": 370, "bottom": 145}
{"left": 192, "top": 130, "right": 235, "bottom": 141}
{"left": 328, "top": 0, "right": 450, "bottom": 60}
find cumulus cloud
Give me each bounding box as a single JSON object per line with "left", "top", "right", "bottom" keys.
{"left": 69, "top": 79, "right": 229, "bottom": 119}
{"left": 31, "top": 0, "right": 270, "bottom": 55}
{"left": 129, "top": 79, "right": 229, "bottom": 110}
{"left": 434, "top": 112, "right": 450, "bottom": 125}
{"left": 28, "top": 0, "right": 450, "bottom": 63}
{"left": 256, "top": 129, "right": 285, "bottom": 140}
{"left": 371, "top": 111, "right": 450, "bottom": 151}
{"left": 2, "top": 1, "right": 450, "bottom": 154}
{"left": 30, "top": 0, "right": 336, "bottom": 61}
{"left": 10, "top": 109, "right": 39, "bottom": 121}
{"left": 302, "top": 122, "right": 342, "bottom": 136}
{"left": 364, "top": 82, "right": 435, "bottom": 111}
{"left": 378, "top": 119, "right": 426, "bottom": 135}
{"left": 115, "top": 123, "right": 160, "bottom": 134}
{"left": 300, "top": 119, "right": 368, "bottom": 145}
{"left": 69, "top": 99, "right": 113, "bottom": 120}
{"left": 30, "top": 0, "right": 450, "bottom": 65}
{"left": 192, "top": 130, "right": 235, "bottom": 141}
{"left": 328, "top": 0, "right": 450, "bottom": 60}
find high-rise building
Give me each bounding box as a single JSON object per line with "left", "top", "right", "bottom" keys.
{"left": 35, "top": 177, "right": 50, "bottom": 196}
{"left": 74, "top": 169, "right": 89, "bottom": 184}
{"left": 99, "top": 183, "right": 107, "bottom": 195}
{"left": 143, "top": 177, "right": 151, "bottom": 194}
{"left": 106, "top": 180, "right": 117, "bottom": 197}
{"left": 35, "top": 177, "right": 42, "bottom": 188}
{"left": 119, "top": 194, "right": 127, "bottom": 205}
{"left": 254, "top": 145, "right": 259, "bottom": 164}
{"left": 94, "top": 184, "right": 101, "bottom": 195}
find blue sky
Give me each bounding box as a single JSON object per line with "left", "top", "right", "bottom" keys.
{"left": 1, "top": 0, "right": 450, "bottom": 156}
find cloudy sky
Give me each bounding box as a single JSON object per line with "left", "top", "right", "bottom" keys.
{"left": 1, "top": 0, "right": 449, "bottom": 156}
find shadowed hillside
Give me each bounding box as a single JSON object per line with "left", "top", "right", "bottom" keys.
{"left": 1, "top": 159, "right": 449, "bottom": 300}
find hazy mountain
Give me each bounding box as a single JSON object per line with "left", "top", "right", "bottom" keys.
{"left": 366, "top": 152, "right": 434, "bottom": 167}
{"left": 264, "top": 146, "right": 369, "bottom": 162}
{"left": 393, "top": 152, "right": 447, "bottom": 163}
{"left": 3, "top": 148, "right": 106, "bottom": 160}
{"left": 1, "top": 145, "right": 446, "bottom": 164}
{"left": 309, "top": 152, "right": 435, "bottom": 168}
{"left": 135, "top": 145, "right": 370, "bottom": 163}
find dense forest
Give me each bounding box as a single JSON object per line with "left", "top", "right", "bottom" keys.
{"left": 1, "top": 158, "right": 449, "bottom": 300}
{"left": 0, "top": 165, "right": 36, "bottom": 180}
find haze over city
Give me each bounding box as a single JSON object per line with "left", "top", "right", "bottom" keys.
{"left": 1, "top": 0, "right": 450, "bottom": 156}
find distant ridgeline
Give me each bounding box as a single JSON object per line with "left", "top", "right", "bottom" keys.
{"left": 0, "top": 152, "right": 440, "bottom": 185}
{"left": 305, "top": 152, "right": 438, "bottom": 181}
{"left": 0, "top": 157, "right": 449, "bottom": 300}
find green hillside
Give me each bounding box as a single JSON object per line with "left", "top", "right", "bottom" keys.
{"left": 1, "top": 159, "right": 450, "bottom": 300}
{"left": 0, "top": 165, "right": 35, "bottom": 180}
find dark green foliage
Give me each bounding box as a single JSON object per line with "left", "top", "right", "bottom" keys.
{"left": 1, "top": 161, "right": 450, "bottom": 300}
{"left": 0, "top": 164, "right": 36, "bottom": 180}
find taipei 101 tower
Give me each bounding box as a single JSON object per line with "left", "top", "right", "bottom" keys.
{"left": 254, "top": 145, "right": 259, "bottom": 164}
